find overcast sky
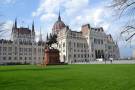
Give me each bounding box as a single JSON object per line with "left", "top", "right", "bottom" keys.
{"left": 0, "top": 0, "right": 134, "bottom": 58}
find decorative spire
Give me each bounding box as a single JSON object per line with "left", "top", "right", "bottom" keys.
{"left": 39, "top": 27, "right": 42, "bottom": 41}
{"left": 32, "top": 21, "right": 35, "bottom": 32}
{"left": 50, "top": 33, "right": 52, "bottom": 39}
{"left": 15, "top": 18, "right": 17, "bottom": 29}
{"left": 12, "top": 23, "right": 15, "bottom": 32}
{"left": 46, "top": 33, "right": 49, "bottom": 41}
{"left": 58, "top": 10, "right": 61, "bottom": 21}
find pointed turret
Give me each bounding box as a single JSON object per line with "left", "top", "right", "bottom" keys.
{"left": 46, "top": 33, "right": 49, "bottom": 41}
{"left": 12, "top": 23, "right": 15, "bottom": 32}
{"left": 39, "top": 27, "right": 42, "bottom": 42}
{"left": 32, "top": 21, "right": 35, "bottom": 32}
{"left": 31, "top": 21, "right": 35, "bottom": 41}
{"left": 15, "top": 18, "right": 17, "bottom": 29}
{"left": 12, "top": 18, "right": 17, "bottom": 33}
{"left": 50, "top": 33, "right": 52, "bottom": 39}
{"left": 58, "top": 10, "right": 61, "bottom": 21}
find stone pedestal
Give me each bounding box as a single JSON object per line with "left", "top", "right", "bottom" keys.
{"left": 44, "top": 48, "right": 60, "bottom": 65}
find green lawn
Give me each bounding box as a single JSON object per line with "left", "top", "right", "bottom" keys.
{"left": 0, "top": 64, "right": 135, "bottom": 90}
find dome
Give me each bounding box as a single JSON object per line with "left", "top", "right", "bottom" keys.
{"left": 53, "top": 20, "right": 65, "bottom": 30}
{"left": 52, "top": 13, "right": 66, "bottom": 34}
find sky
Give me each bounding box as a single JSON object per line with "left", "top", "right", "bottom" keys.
{"left": 0, "top": 0, "right": 134, "bottom": 58}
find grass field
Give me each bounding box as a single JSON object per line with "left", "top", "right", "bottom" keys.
{"left": 0, "top": 64, "right": 135, "bottom": 90}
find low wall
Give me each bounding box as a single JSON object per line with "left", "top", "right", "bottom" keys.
{"left": 73, "top": 60, "right": 135, "bottom": 64}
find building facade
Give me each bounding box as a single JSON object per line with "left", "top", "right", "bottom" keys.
{"left": 52, "top": 13, "right": 120, "bottom": 64}
{"left": 0, "top": 14, "right": 120, "bottom": 65}
{"left": 0, "top": 19, "right": 45, "bottom": 65}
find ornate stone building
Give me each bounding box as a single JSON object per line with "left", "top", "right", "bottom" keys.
{"left": 51, "top": 13, "right": 120, "bottom": 64}
{"left": 0, "top": 13, "right": 120, "bottom": 65}
{"left": 0, "top": 19, "right": 45, "bottom": 65}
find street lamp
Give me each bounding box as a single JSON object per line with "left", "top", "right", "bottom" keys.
{"left": 105, "top": 50, "right": 108, "bottom": 64}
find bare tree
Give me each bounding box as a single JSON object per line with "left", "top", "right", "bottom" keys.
{"left": 110, "top": 0, "right": 135, "bottom": 41}
{"left": 0, "top": 11, "right": 6, "bottom": 37}
{"left": 0, "top": 20, "right": 6, "bottom": 37}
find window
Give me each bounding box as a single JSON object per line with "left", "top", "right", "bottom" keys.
{"left": 74, "top": 54, "right": 76, "bottom": 58}
{"left": 29, "top": 48, "right": 32, "bottom": 52}
{"left": 77, "top": 43, "right": 79, "bottom": 47}
{"left": 19, "top": 39, "right": 22, "bottom": 43}
{"left": 78, "top": 54, "right": 80, "bottom": 58}
{"left": 8, "top": 53, "right": 12, "bottom": 55}
{"left": 20, "top": 57, "right": 22, "bottom": 60}
{"left": 29, "top": 57, "right": 32, "bottom": 60}
{"left": 15, "top": 47, "right": 18, "bottom": 53}
{"left": 24, "top": 48, "right": 27, "bottom": 52}
{"left": 63, "top": 42, "right": 65, "bottom": 47}
{"left": 19, "top": 48, "right": 23, "bottom": 52}
{"left": 101, "top": 40, "right": 103, "bottom": 44}
{"left": 14, "top": 57, "right": 17, "bottom": 60}
{"left": 3, "top": 53, "right": 6, "bottom": 55}
{"left": 59, "top": 44, "right": 61, "bottom": 48}
{"left": 69, "top": 42, "right": 71, "bottom": 47}
{"left": 108, "top": 46, "right": 111, "bottom": 49}
{"left": 84, "top": 44, "right": 85, "bottom": 48}
{"left": 92, "top": 54, "right": 94, "bottom": 57}
{"left": 94, "top": 38, "right": 96, "bottom": 44}
{"left": 0, "top": 47, "right": 1, "bottom": 51}
{"left": 74, "top": 42, "right": 76, "bottom": 47}
{"left": 8, "top": 47, "right": 12, "bottom": 52}
{"left": 42, "top": 49, "right": 44, "bottom": 52}
{"left": 38, "top": 48, "right": 41, "bottom": 52}
{"left": 85, "top": 54, "right": 86, "bottom": 58}
{"left": 81, "top": 54, "right": 83, "bottom": 58}
{"left": 3, "top": 57, "right": 6, "bottom": 60}
{"left": 63, "top": 49, "right": 65, "bottom": 52}
{"left": 3, "top": 47, "right": 7, "bottom": 51}
{"left": 98, "top": 39, "right": 100, "bottom": 44}
{"left": 81, "top": 50, "right": 83, "bottom": 52}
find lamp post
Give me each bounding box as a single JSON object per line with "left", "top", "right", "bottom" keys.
{"left": 105, "top": 50, "right": 108, "bottom": 64}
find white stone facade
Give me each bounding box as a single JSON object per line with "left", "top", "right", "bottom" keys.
{"left": 0, "top": 20, "right": 45, "bottom": 65}
{"left": 51, "top": 13, "right": 120, "bottom": 64}
{"left": 55, "top": 24, "right": 120, "bottom": 64}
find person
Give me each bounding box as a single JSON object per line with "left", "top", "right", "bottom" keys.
{"left": 110, "top": 59, "right": 112, "bottom": 64}
{"left": 104, "top": 57, "right": 107, "bottom": 64}
{"left": 110, "top": 57, "right": 113, "bottom": 64}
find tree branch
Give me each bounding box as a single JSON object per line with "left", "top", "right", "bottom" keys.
{"left": 119, "top": 1, "right": 135, "bottom": 18}
{"left": 126, "top": 32, "right": 135, "bottom": 41}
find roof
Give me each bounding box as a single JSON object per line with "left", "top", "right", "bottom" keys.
{"left": 52, "top": 20, "right": 66, "bottom": 31}
{"left": 52, "top": 13, "right": 66, "bottom": 33}
{"left": 0, "top": 39, "right": 13, "bottom": 43}
{"left": 14, "top": 27, "right": 32, "bottom": 34}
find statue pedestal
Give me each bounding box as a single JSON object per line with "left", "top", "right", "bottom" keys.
{"left": 44, "top": 48, "right": 60, "bottom": 65}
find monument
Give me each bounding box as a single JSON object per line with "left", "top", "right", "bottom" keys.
{"left": 44, "top": 34, "right": 61, "bottom": 65}
{"left": 44, "top": 47, "right": 60, "bottom": 65}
